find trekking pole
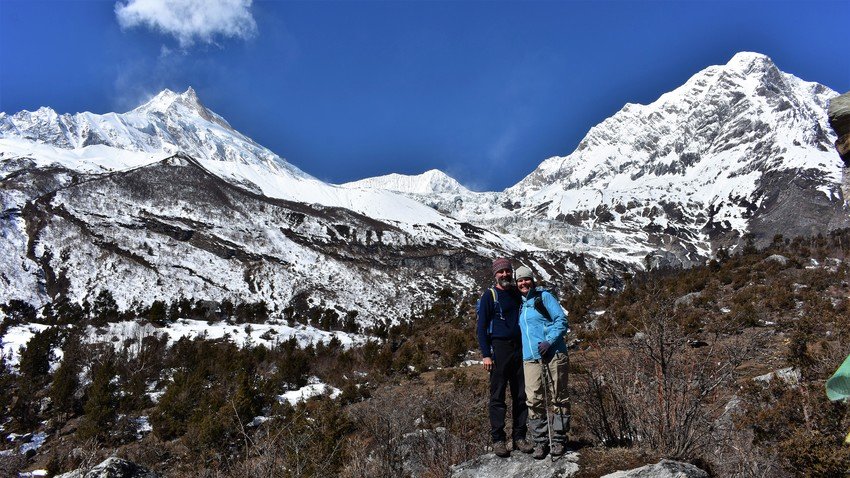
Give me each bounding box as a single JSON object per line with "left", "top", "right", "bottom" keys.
{"left": 542, "top": 358, "right": 565, "bottom": 461}
{"left": 540, "top": 358, "right": 555, "bottom": 459}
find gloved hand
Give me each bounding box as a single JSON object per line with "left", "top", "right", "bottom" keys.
{"left": 538, "top": 341, "right": 550, "bottom": 356}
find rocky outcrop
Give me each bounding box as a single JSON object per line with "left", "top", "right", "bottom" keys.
{"left": 601, "top": 459, "right": 708, "bottom": 478}
{"left": 828, "top": 91, "right": 850, "bottom": 165}
{"left": 449, "top": 454, "right": 707, "bottom": 478}
{"left": 765, "top": 254, "right": 789, "bottom": 266}
{"left": 55, "top": 457, "right": 159, "bottom": 478}
{"left": 450, "top": 451, "right": 579, "bottom": 478}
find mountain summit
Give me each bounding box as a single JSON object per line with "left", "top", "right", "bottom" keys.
{"left": 0, "top": 86, "right": 310, "bottom": 179}
{"left": 132, "top": 87, "right": 233, "bottom": 131}
{"left": 348, "top": 52, "right": 844, "bottom": 267}
{"left": 493, "top": 52, "right": 844, "bottom": 266}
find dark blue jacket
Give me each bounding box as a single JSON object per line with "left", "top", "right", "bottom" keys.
{"left": 476, "top": 286, "right": 522, "bottom": 358}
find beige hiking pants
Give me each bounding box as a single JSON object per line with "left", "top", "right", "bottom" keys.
{"left": 524, "top": 352, "right": 570, "bottom": 444}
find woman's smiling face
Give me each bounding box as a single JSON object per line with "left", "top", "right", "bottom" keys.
{"left": 517, "top": 277, "right": 533, "bottom": 295}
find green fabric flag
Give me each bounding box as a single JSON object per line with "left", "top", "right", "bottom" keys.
{"left": 826, "top": 352, "right": 850, "bottom": 401}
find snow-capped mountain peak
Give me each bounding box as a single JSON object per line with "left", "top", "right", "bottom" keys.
{"left": 0, "top": 86, "right": 313, "bottom": 180}
{"left": 726, "top": 51, "right": 775, "bottom": 73}
{"left": 341, "top": 169, "right": 470, "bottom": 195}
{"left": 489, "top": 52, "right": 845, "bottom": 268}
{"left": 132, "top": 87, "right": 233, "bottom": 131}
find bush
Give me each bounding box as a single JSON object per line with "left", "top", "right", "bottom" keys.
{"left": 573, "top": 297, "right": 754, "bottom": 459}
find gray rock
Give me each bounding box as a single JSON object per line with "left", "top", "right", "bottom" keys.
{"left": 55, "top": 457, "right": 159, "bottom": 478}
{"left": 674, "top": 291, "right": 702, "bottom": 309}
{"left": 601, "top": 459, "right": 708, "bottom": 478}
{"left": 398, "top": 427, "right": 450, "bottom": 477}
{"left": 450, "top": 450, "right": 579, "bottom": 478}
{"left": 764, "top": 254, "right": 788, "bottom": 266}
{"left": 829, "top": 91, "right": 850, "bottom": 165}
{"left": 753, "top": 367, "right": 800, "bottom": 385}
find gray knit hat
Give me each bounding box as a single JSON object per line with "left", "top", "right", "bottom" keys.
{"left": 515, "top": 266, "right": 533, "bottom": 281}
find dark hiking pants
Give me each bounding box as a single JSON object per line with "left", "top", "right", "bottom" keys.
{"left": 489, "top": 338, "right": 528, "bottom": 443}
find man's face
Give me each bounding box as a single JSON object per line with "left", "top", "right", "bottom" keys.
{"left": 495, "top": 268, "right": 514, "bottom": 289}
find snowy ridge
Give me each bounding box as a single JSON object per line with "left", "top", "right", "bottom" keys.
{"left": 507, "top": 52, "right": 838, "bottom": 205}
{"left": 0, "top": 87, "right": 310, "bottom": 179}
{"left": 0, "top": 89, "right": 525, "bottom": 243}
{"left": 342, "top": 169, "right": 470, "bottom": 195}
{"left": 372, "top": 52, "right": 847, "bottom": 267}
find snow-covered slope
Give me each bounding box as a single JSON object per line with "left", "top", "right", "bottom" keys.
{"left": 0, "top": 88, "right": 307, "bottom": 178}
{"left": 353, "top": 52, "right": 846, "bottom": 268}
{"left": 342, "top": 169, "right": 470, "bottom": 195}
{"left": 508, "top": 52, "right": 838, "bottom": 211}
{"left": 1, "top": 90, "right": 590, "bottom": 336}
{"left": 0, "top": 89, "right": 523, "bottom": 241}
{"left": 507, "top": 52, "right": 845, "bottom": 266}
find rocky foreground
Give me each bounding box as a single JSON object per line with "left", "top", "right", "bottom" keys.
{"left": 52, "top": 455, "right": 707, "bottom": 478}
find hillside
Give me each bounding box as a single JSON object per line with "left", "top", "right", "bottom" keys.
{"left": 3, "top": 230, "right": 850, "bottom": 476}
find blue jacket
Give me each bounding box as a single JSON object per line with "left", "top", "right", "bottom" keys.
{"left": 519, "top": 288, "right": 569, "bottom": 361}
{"left": 476, "top": 286, "right": 522, "bottom": 358}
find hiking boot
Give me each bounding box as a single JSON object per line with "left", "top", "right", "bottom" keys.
{"left": 513, "top": 438, "right": 533, "bottom": 453}
{"left": 532, "top": 444, "right": 549, "bottom": 460}
{"left": 550, "top": 442, "right": 566, "bottom": 456}
{"left": 493, "top": 441, "right": 509, "bottom": 458}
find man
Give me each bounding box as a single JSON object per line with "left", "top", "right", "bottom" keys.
{"left": 476, "top": 257, "right": 533, "bottom": 457}
{"left": 514, "top": 265, "right": 570, "bottom": 459}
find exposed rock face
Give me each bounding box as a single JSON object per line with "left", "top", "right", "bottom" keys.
{"left": 450, "top": 450, "right": 579, "bottom": 478}
{"left": 828, "top": 91, "right": 850, "bottom": 165}
{"left": 828, "top": 91, "right": 850, "bottom": 201}
{"left": 600, "top": 459, "right": 708, "bottom": 478}
{"left": 55, "top": 457, "right": 159, "bottom": 478}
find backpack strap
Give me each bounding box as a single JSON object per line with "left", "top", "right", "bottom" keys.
{"left": 534, "top": 294, "right": 551, "bottom": 321}
{"left": 487, "top": 287, "right": 504, "bottom": 336}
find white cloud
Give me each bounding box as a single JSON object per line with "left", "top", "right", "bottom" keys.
{"left": 115, "top": 0, "right": 257, "bottom": 48}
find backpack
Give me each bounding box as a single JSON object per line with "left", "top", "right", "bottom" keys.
{"left": 477, "top": 287, "right": 504, "bottom": 336}
{"left": 532, "top": 286, "right": 557, "bottom": 321}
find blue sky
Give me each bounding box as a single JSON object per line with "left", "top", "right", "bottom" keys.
{"left": 1, "top": 1, "right": 848, "bottom": 191}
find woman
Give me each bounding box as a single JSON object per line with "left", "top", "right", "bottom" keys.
{"left": 514, "top": 265, "right": 570, "bottom": 459}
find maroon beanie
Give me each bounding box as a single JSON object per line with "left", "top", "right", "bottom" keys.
{"left": 491, "top": 257, "right": 512, "bottom": 275}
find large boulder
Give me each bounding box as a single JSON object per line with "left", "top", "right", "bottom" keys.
{"left": 55, "top": 457, "right": 159, "bottom": 478}
{"left": 450, "top": 450, "right": 579, "bottom": 478}
{"left": 601, "top": 459, "right": 708, "bottom": 478}
{"left": 829, "top": 91, "right": 850, "bottom": 165}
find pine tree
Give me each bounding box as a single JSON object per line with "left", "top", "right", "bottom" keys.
{"left": 77, "top": 358, "right": 118, "bottom": 442}
{"left": 0, "top": 300, "right": 36, "bottom": 329}
{"left": 148, "top": 300, "right": 167, "bottom": 326}
{"left": 0, "top": 354, "right": 13, "bottom": 419}
{"left": 90, "top": 290, "right": 119, "bottom": 327}
{"left": 18, "top": 327, "right": 59, "bottom": 385}
{"left": 50, "top": 333, "right": 83, "bottom": 416}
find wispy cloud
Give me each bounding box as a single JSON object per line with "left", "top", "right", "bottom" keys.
{"left": 488, "top": 124, "right": 519, "bottom": 166}
{"left": 115, "top": 0, "right": 257, "bottom": 48}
